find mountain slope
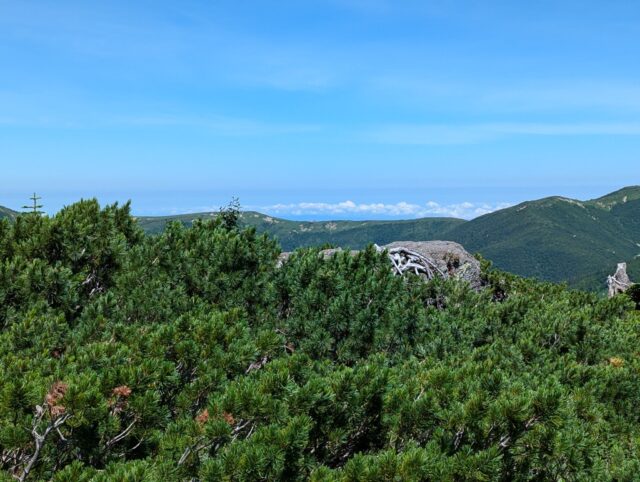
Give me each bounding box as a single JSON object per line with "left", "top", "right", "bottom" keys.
{"left": 137, "top": 211, "right": 465, "bottom": 251}
{"left": 136, "top": 187, "right": 640, "bottom": 290}
{"left": 5, "top": 186, "right": 640, "bottom": 290}
{"left": 446, "top": 187, "right": 640, "bottom": 289}
{"left": 0, "top": 206, "right": 18, "bottom": 222}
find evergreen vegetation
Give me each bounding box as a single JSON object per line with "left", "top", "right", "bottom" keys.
{"left": 4, "top": 186, "right": 640, "bottom": 292}
{"left": 1, "top": 199, "right": 640, "bottom": 480}
{"left": 0, "top": 206, "right": 18, "bottom": 223}
{"left": 448, "top": 187, "right": 640, "bottom": 291}
{"left": 627, "top": 284, "right": 640, "bottom": 310}
{"left": 136, "top": 186, "right": 640, "bottom": 291}
{"left": 136, "top": 212, "right": 464, "bottom": 252}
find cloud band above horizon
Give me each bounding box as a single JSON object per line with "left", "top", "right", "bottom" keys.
{"left": 251, "top": 200, "right": 513, "bottom": 220}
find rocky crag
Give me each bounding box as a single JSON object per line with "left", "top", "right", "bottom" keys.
{"left": 278, "top": 240, "right": 483, "bottom": 289}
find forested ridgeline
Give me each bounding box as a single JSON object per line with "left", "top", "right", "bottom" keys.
{"left": 1, "top": 200, "right": 640, "bottom": 481}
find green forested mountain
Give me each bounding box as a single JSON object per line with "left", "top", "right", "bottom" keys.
{"left": 447, "top": 186, "right": 640, "bottom": 290}
{"left": 137, "top": 212, "right": 465, "bottom": 251}
{"left": 0, "top": 205, "right": 18, "bottom": 222}
{"left": 135, "top": 186, "right": 640, "bottom": 290}
{"left": 3, "top": 186, "right": 639, "bottom": 290}
{"left": 2, "top": 199, "right": 640, "bottom": 480}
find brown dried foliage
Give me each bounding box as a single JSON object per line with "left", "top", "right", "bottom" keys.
{"left": 222, "top": 411, "right": 235, "bottom": 426}
{"left": 609, "top": 357, "right": 625, "bottom": 368}
{"left": 196, "top": 409, "right": 210, "bottom": 425}
{"left": 45, "top": 382, "right": 68, "bottom": 409}
{"left": 44, "top": 381, "right": 68, "bottom": 418}
{"left": 112, "top": 385, "right": 132, "bottom": 398}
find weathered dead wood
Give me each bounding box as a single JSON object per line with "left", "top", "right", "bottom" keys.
{"left": 245, "top": 356, "right": 269, "bottom": 374}
{"left": 378, "top": 245, "right": 447, "bottom": 280}
{"left": 608, "top": 262, "right": 632, "bottom": 298}
{"left": 17, "top": 406, "right": 71, "bottom": 482}
{"left": 105, "top": 419, "right": 138, "bottom": 450}
{"left": 177, "top": 418, "right": 255, "bottom": 467}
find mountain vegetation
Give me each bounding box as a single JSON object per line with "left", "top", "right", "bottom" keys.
{"left": 1, "top": 199, "right": 640, "bottom": 480}
{"left": 0, "top": 206, "right": 18, "bottom": 222}
{"left": 2, "top": 186, "right": 639, "bottom": 292}
{"left": 136, "top": 212, "right": 464, "bottom": 251}
{"left": 138, "top": 187, "right": 640, "bottom": 291}
{"left": 448, "top": 186, "right": 640, "bottom": 290}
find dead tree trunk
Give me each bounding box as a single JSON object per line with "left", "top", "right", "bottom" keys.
{"left": 608, "top": 262, "right": 631, "bottom": 298}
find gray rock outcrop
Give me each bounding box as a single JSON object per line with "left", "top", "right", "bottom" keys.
{"left": 277, "top": 240, "right": 483, "bottom": 289}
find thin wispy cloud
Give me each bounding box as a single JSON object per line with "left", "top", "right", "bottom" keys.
{"left": 367, "top": 78, "right": 640, "bottom": 113}
{"left": 115, "top": 115, "right": 321, "bottom": 136}
{"left": 254, "top": 200, "right": 512, "bottom": 219}
{"left": 479, "top": 85, "right": 640, "bottom": 112}
{"left": 367, "top": 122, "right": 640, "bottom": 145}
{"left": 0, "top": 107, "right": 321, "bottom": 136}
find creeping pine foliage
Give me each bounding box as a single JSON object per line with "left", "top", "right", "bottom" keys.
{"left": 1, "top": 200, "right": 640, "bottom": 481}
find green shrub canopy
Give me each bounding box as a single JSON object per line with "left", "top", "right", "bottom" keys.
{"left": 1, "top": 199, "right": 639, "bottom": 481}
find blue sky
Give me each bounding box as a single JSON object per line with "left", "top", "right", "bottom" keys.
{"left": 1, "top": 0, "right": 639, "bottom": 219}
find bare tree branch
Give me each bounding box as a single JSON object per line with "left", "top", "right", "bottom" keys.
{"left": 105, "top": 419, "right": 138, "bottom": 450}
{"left": 17, "top": 407, "right": 71, "bottom": 482}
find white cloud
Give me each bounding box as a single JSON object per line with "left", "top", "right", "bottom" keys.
{"left": 255, "top": 200, "right": 512, "bottom": 219}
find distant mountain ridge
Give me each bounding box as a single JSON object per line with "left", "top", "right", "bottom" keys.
{"left": 136, "top": 212, "right": 465, "bottom": 251}
{"left": 2, "top": 186, "right": 639, "bottom": 290}
{"left": 0, "top": 206, "right": 18, "bottom": 222}
{"left": 135, "top": 186, "right": 640, "bottom": 290}
{"left": 446, "top": 186, "right": 640, "bottom": 290}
